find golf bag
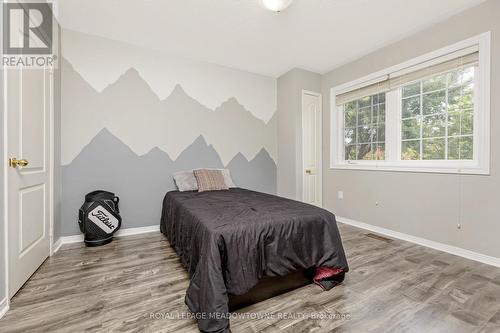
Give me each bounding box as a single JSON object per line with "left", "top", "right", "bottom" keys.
{"left": 78, "top": 190, "right": 122, "bottom": 247}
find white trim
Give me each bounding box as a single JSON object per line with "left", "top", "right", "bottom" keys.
{"left": 337, "top": 216, "right": 500, "bottom": 268}
{"left": 115, "top": 225, "right": 160, "bottom": 237}
{"left": 330, "top": 32, "right": 491, "bottom": 175}
{"left": 301, "top": 90, "right": 323, "bottom": 207}
{"left": 59, "top": 225, "right": 161, "bottom": 246}
{"left": 49, "top": 67, "right": 55, "bottom": 256}
{"left": 52, "top": 238, "right": 62, "bottom": 254}
{"left": 2, "top": 39, "right": 9, "bottom": 308}
{"left": 0, "top": 297, "right": 9, "bottom": 320}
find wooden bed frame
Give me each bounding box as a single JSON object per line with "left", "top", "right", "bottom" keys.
{"left": 228, "top": 267, "right": 315, "bottom": 311}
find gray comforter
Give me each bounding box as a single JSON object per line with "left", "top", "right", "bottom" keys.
{"left": 160, "top": 188, "right": 348, "bottom": 332}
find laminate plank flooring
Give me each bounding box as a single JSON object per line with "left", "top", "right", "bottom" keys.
{"left": 1, "top": 223, "right": 500, "bottom": 333}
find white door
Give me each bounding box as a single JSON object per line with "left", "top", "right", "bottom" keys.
{"left": 6, "top": 67, "right": 52, "bottom": 297}
{"left": 302, "top": 91, "right": 322, "bottom": 207}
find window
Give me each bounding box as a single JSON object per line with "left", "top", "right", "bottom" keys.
{"left": 400, "top": 67, "right": 474, "bottom": 161}
{"left": 332, "top": 33, "right": 490, "bottom": 174}
{"left": 344, "top": 93, "right": 385, "bottom": 161}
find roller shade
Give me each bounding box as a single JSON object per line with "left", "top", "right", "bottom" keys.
{"left": 335, "top": 49, "right": 479, "bottom": 106}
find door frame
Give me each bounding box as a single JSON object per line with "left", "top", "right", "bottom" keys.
{"left": 2, "top": 66, "right": 56, "bottom": 302}
{"left": 301, "top": 90, "right": 323, "bottom": 207}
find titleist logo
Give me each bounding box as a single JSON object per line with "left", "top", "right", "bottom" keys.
{"left": 91, "top": 209, "right": 114, "bottom": 230}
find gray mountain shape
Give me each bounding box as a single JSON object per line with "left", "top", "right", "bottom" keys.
{"left": 62, "top": 58, "right": 277, "bottom": 165}
{"left": 61, "top": 128, "right": 277, "bottom": 236}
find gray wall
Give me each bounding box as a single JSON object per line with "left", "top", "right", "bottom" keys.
{"left": 53, "top": 24, "right": 62, "bottom": 240}
{"left": 277, "top": 68, "right": 321, "bottom": 200}
{"left": 60, "top": 34, "right": 278, "bottom": 236}
{"left": 321, "top": 0, "right": 500, "bottom": 258}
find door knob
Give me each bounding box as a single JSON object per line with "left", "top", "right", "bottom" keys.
{"left": 305, "top": 169, "right": 312, "bottom": 174}
{"left": 9, "top": 158, "right": 29, "bottom": 168}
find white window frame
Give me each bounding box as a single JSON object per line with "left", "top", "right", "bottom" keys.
{"left": 330, "top": 32, "right": 491, "bottom": 175}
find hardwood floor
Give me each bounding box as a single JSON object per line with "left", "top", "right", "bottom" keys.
{"left": 1, "top": 223, "right": 500, "bottom": 333}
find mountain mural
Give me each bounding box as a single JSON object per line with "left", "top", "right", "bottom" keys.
{"left": 61, "top": 58, "right": 277, "bottom": 166}
{"left": 61, "top": 129, "right": 277, "bottom": 236}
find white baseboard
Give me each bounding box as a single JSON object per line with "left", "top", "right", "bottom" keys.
{"left": 337, "top": 216, "right": 500, "bottom": 268}
{"left": 0, "top": 297, "right": 9, "bottom": 320}
{"left": 115, "top": 225, "right": 160, "bottom": 237}
{"left": 59, "top": 225, "right": 160, "bottom": 246}
{"left": 52, "top": 237, "right": 63, "bottom": 254}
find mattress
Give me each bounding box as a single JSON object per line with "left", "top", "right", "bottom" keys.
{"left": 160, "top": 188, "right": 349, "bottom": 333}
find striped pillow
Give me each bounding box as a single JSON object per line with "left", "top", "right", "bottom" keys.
{"left": 194, "top": 169, "right": 229, "bottom": 192}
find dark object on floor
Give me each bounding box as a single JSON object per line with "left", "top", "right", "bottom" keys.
{"left": 79, "top": 190, "right": 121, "bottom": 247}
{"left": 313, "top": 267, "right": 345, "bottom": 291}
{"left": 161, "top": 188, "right": 349, "bottom": 333}
{"left": 228, "top": 267, "right": 315, "bottom": 311}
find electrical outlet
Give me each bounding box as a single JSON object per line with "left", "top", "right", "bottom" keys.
{"left": 338, "top": 191, "right": 344, "bottom": 200}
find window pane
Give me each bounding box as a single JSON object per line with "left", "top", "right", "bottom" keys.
{"left": 357, "top": 144, "right": 373, "bottom": 160}
{"left": 448, "top": 86, "right": 462, "bottom": 112}
{"left": 448, "top": 136, "right": 472, "bottom": 160}
{"left": 462, "top": 84, "right": 474, "bottom": 109}
{"left": 345, "top": 101, "right": 357, "bottom": 112}
{"left": 448, "top": 111, "right": 460, "bottom": 137}
{"left": 344, "top": 128, "right": 356, "bottom": 145}
{"left": 402, "top": 118, "right": 420, "bottom": 140}
{"left": 402, "top": 140, "right": 420, "bottom": 160}
{"left": 460, "top": 136, "right": 473, "bottom": 160}
{"left": 462, "top": 110, "right": 473, "bottom": 135}
{"left": 345, "top": 145, "right": 357, "bottom": 160}
{"left": 358, "top": 107, "right": 371, "bottom": 126}
{"left": 423, "top": 74, "right": 446, "bottom": 92}
{"left": 345, "top": 109, "right": 356, "bottom": 127}
{"left": 374, "top": 143, "right": 385, "bottom": 160}
{"left": 376, "top": 123, "right": 385, "bottom": 142}
{"left": 422, "top": 114, "right": 446, "bottom": 138}
{"left": 402, "top": 96, "right": 420, "bottom": 118}
{"left": 448, "top": 70, "right": 462, "bottom": 87}
{"left": 422, "top": 90, "right": 446, "bottom": 115}
{"left": 377, "top": 103, "right": 385, "bottom": 123}
{"left": 448, "top": 137, "right": 460, "bottom": 160}
{"left": 358, "top": 126, "right": 373, "bottom": 143}
{"left": 358, "top": 96, "right": 371, "bottom": 108}
{"left": 403, "top": 82, "right": 420, "bottom": 97}
{"left": 342, "top": 93, "right": 386, "bottom": 161}
{"left": 399, "top": 66, "right": 476, "bottom": 163}
{"left": 422, "top": 138, "right": 445, "bottom": 160}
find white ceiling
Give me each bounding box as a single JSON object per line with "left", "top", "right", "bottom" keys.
{"left": 57, "top": 0, "right": 486, "bottom": 78}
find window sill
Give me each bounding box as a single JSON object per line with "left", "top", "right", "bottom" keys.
{"left": 330, "top": 162, "right": 490, "bottom": 175}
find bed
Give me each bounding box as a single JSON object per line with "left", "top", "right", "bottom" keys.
{"left": 160, "top": 188, "right": 348, "bottom": 333}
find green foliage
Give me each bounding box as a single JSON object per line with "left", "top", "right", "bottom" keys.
{"left": 399, "top": 66, "right": 475, "bottom": 161}
{"left": 402, "top": 140, "right": 420, "bottom": 160}
{"left": 422, "top": 90, "right": 446, "bottom": 115}
{"left": 422, "top": 114, "right": 446, "bottom": 138}
{"left": 402, "top": 96, "right": 420, "bottom": 118}
{"left": 343, "top": 93, "right": 386, "bottom": 161}
{"left": 423, "top": 138, "right": 445, "bottom": 160}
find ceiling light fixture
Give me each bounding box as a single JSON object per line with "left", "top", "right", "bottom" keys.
{"left": 261, "top": 0, "right": 293, "bottom": 12}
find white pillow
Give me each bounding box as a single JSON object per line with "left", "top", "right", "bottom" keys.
{"left": 173, "top": 169, "right": 236, "bottom": 191}
{"left": 173, "top": 170, "right": 198, "bottom": 191}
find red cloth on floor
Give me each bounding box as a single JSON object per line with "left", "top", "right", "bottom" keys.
{"left": 313, "top": 267, "right": 344, "bottom": 290}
